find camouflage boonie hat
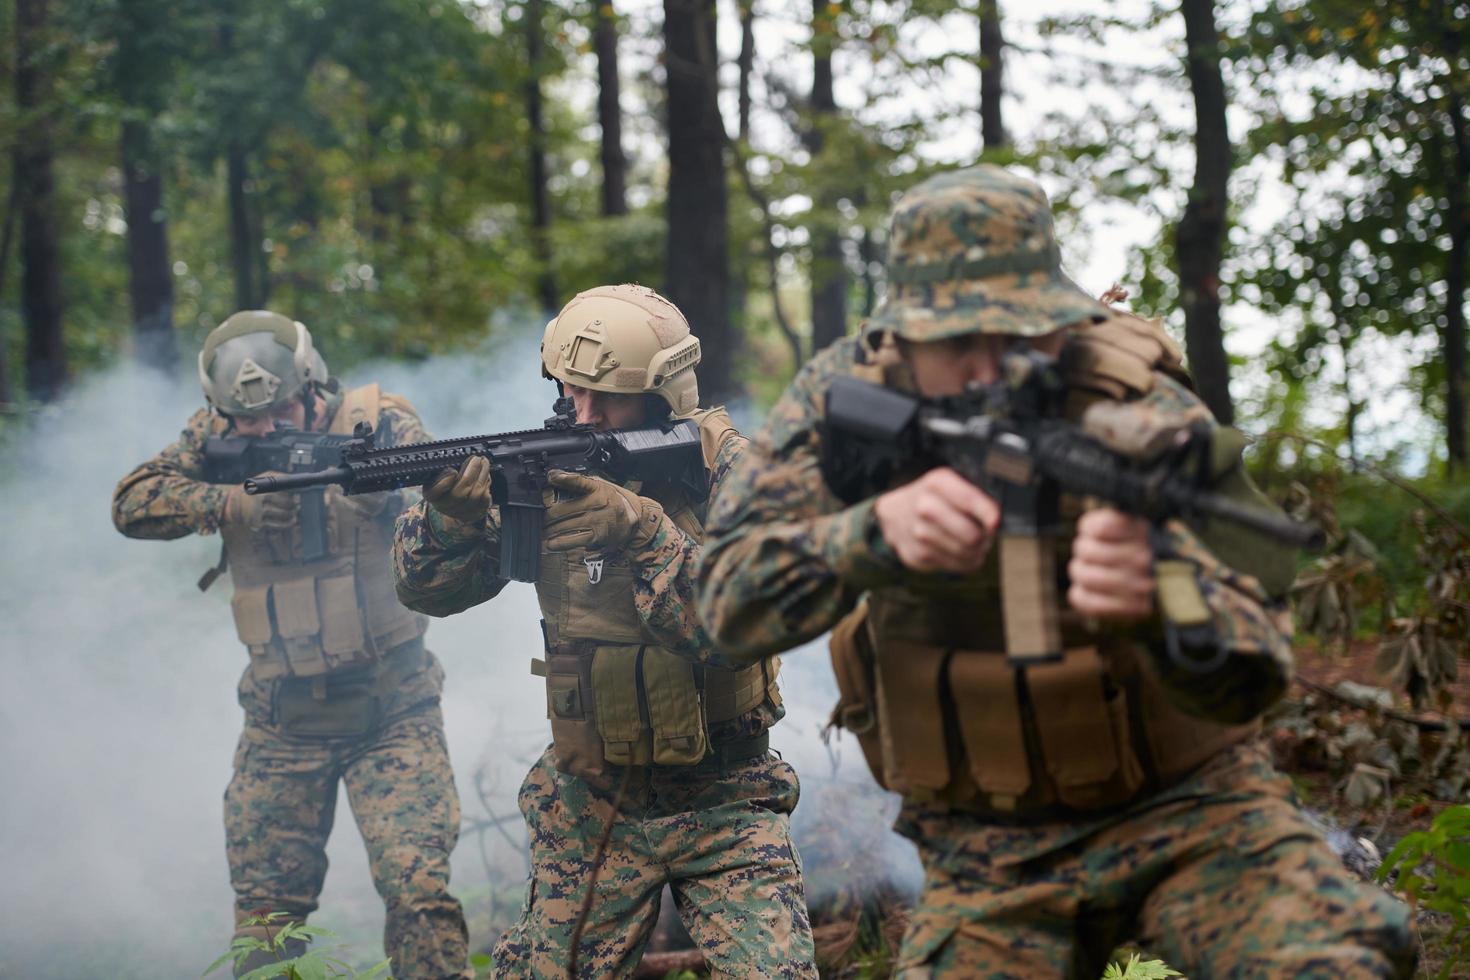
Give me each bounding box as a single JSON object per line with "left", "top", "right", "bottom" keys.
{"left": 868, "top": 165, "right": 1107, "bottom": 341}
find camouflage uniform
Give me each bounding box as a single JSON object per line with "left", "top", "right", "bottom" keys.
{"left": 393, "top": 408, "right": 816, "bottom": 978}
{"left": 696, "top": 167, "right": 1415, "bottom": 978}
{"left": 113, "top": 389, "right": 472, "bottom": 980}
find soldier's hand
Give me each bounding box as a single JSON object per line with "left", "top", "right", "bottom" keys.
{"left": 544, "top": 470, "right": 657, "bottom": 553}
{"left": 1068, "top": 508, "right": 1155, "bottom": 621}
{"left": 873, "top": 467, "right": 999, "bottom": 573}
{"left": 223, "top": 483, "right": 298, "bottom": 531}
{"left": 424, "top": 455, "right": 492, "bottom": 525}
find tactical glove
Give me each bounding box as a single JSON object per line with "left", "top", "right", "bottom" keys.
{"left": 424, "top": 455, "right": 491, "bottom": 526}
{"left": 544, "top": 470, "right": 663, "bottom": 553}
{"left": 223, "top": 482, "right": 297, "bottom": 531}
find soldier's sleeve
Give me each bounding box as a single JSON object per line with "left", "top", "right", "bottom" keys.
{"left": 1128, "top": 376, "right": 1298, "bottom": 723}
{"left": 697, "top": 340, "right": 905, "bottom": 663}
{"left": 627, "top": 432, "right": 750, "bottom": 668}
{"left": 111, "top": 408, "right": 231, "bottom": 540}
{"left": 393, "top": 496, "right": 510, "bottom": 616}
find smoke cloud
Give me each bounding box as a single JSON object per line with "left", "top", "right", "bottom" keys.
{"left": 0, "top": 325, "right": 917, "bottom": 977}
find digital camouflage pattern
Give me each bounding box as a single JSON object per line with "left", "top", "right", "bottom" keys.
{"left": 113, "top": 388, "right": 471, "bottom": 979}
{"left": 226, "top": 705, "right": 471, "bottom": 980}
{"left": 394, "top": 415, "right": 817, "bottom": 976}
{"left": 393, "top": 429, "right": 749, "bottom": 669}
{"left": 867, "top": 166, "right": 1108, "bottom": 342}
{"left": 492, "top": 745, "right": 815, "bottom": 978}
{"left": 696, "top": 259, "right": 1413, "bottom": 974}
{"left": 894, "top": 742, "right": 1414, "bottom": 979}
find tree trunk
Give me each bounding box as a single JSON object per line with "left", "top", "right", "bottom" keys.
{"left": 979, "top": 0, "right": 1009, "bottom": 150}
{"left": 737, "top": 0, "right": 754, "bottom": 141}
{"left": 226, "top": 141, "right": 261, "bottom": 310}
{"left": 0, "top": 173, "right": 20, "bottom": 405}
{"left": 808, "top": 0, "right": 847, "bottom": 354}
{"left": 122, "top": 120, "right": 177, "bottom": 372}
{"left": 1444, "top": 83, "right": 1468, "bottom": 470}
{"left": 15, "top": 0, "right": 66, "bottom": 401}
{"left": 663, "top": 0, "right": 732, "bottom": 400}
{"left": 525, "top": 0, "right": 557, "bottom": 312}
{"left": 1174, "top": 0, "right": 1233, "bottom": 424}
{"left": 859, "top": 224, "right": 878, "bottom": 318}
{"left": 594, "top": 0, "right": 628, "bottom": 217}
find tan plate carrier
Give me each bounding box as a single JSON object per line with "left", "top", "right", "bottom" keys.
{"left": 532, "top": 408, "right": 781, "bottom": 778}
{"left": 222, "top": 384, "right": 426, "bottom": 682}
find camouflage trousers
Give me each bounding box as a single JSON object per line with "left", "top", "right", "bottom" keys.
{"left": 224, "top": 703, "right": 471, "bottom": 980}
{"left": 894, "top": 741, "right": 1416, "bottom": 979}
{"left": 492, "top": 744, "right": 818, "bottom": 978}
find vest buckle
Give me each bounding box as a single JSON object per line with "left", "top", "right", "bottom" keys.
{"left": 583, "top": 556, "right": 604, "bottom": 585}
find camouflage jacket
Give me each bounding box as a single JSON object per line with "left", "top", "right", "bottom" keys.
{"left": 698, "top": 336, "right": 1297, "bottom": 725}
{"left": 112, "top": 388, "right": 428, "bottom": 540}
{"left": 393, "top": 426, "right": 750, "bottom": 671}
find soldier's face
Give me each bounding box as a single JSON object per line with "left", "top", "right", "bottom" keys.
{"left": 565, "top": 383, "right": 648, "bottom": 431}
{"left": 229, "top": 392, "right": 322, "bottom": 436}
{"left": 905, "top": 330, "right": 1067, "bottom": 397}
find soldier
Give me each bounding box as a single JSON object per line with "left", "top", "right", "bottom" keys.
{"left": 392, "top": 284, "right": 816, "bottom": 978}
{"left": 112, "top": 311, "right": 471, "bottom": 980}
{"left": 696, "top": 167, "right": 1416, "bottom": 978}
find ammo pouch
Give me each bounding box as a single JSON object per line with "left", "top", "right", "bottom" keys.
{"left": 537, "top": 634, "right": 777, "bottom": 780}
{"left": 826, "top": 603, "right": 1252, "bottom": 816}
{"left": 271, "top": 639, "right": 426, "bottom": 738}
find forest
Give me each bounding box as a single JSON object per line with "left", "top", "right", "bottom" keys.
{"left": 1, "top": 0, "right": 1468, "bottom": 977}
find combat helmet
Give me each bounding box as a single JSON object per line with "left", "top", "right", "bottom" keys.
{"left": 540, "top": 284, "right": 701, "bottom": 417}
{"left": 198, "top": 310, "right": 329, "bottom": 416}
{"left": 869, "top": 165, "right": 1107, "bottom": 342}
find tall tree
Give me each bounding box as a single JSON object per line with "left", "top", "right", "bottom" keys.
{"left": 15, "top": 0, "right": 66, "bottom": 401}
{"left": 112, "top": 0, "right": 182, "bottom": 372}
{"left": 525, "top": 0, "right": 557, "bottom": 311}
{"left": 663, "top": 0, "right": 732, "bottom": 399}
{"left": 978, "top": 0, "right": 1008, "bottom": 150}
{"left": 593, "top": 0, "right": 627, "bottom": 217}
{"left": 808, "top": 0, "right": 847, "bottom": 353}
{"left": 736, "top": 0, "right": 754, "bottom": 141}
{"left": 1441, "top": 0, "right": 1469, "bottom": 468}
{"left": 1175, "top": 0, "right": 1233, "bottom": 424}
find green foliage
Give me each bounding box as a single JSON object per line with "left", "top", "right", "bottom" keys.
{"left": 203, "top": 912, "right": 390, "bottom": 980}
{"left": 1377, "top": 804, "right": 1470, "bottom": 979}
{"left": 1101, "top": 953, "right": 1183, "bottom": 980}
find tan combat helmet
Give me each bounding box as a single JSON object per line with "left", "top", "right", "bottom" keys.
{"left": 198, "top": 310, "right": 329, "bottom": 416}
{"left": 540, "top": 284, "right": 701, "bottom": 417}
{"left": 869, "top": 165, "right": 1108, "bottom": 342}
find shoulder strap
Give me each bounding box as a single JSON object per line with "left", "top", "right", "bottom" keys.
{"left": 330, "top": 383, "right": 382, "bottom": 435}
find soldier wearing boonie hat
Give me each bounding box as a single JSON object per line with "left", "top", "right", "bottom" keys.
{"left": 697, "top": 165, "right": 1415, "bottom": 978}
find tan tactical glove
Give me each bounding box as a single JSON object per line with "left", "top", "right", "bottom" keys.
{"left": 424, "top": 455, "right": 491, "bottom": 526}
{"left": 223, "top": 483, "right": 297, "bottom": 531}
{"left": 544, "top": 470, "right": 663, "bottom": 553}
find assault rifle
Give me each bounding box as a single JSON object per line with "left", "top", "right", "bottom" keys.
{"left": 201, "top": 428, "right": 360, "bottom": 562}
{"left": 820, "top": 350, "right": 1321, "bottom": 549}
{"left": 820, "top": 351, "right": 1321, "bottom": 669}
{"left": 244, "top": 406, "right": 705, "bottom": 582}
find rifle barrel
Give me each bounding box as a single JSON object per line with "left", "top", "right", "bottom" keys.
{"left": 245, "top": 468, "right": 350, "bottom": 495}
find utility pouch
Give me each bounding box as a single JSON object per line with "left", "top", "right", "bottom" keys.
{"left": 271, "top": 578, "right": 329, "bottom": 676}
{"left": 874, "top": 640, "right": 951, "bottom": 795}
{"left": 827, "top": 601, "right": 886, "bottom": 784}
{"left": 546, "top": 649, "right": 607, "bottom": 778}
{"left": 230, "top": 585, "right": 275, "bottom": 647}
{"left": 592, "top": 646, "right": 651, "bottom": 767}
{"left": 641, "top": 648, "right": 709, "bottom": 766}
{"left": 1026, "top": 646, "right": 1144, "bottom": 810}
{"left": 317, "top": 574, "right": 368, "bottom": 666}
{"left": 274, "top": 673, "right": 378, "bottom": 738}
{"left": 948, "top": 651, "right": 1034, "bottom": 808}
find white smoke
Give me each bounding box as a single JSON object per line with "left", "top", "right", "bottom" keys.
{"left": 0, "top": 324, "right": 917, "bottom": 977}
